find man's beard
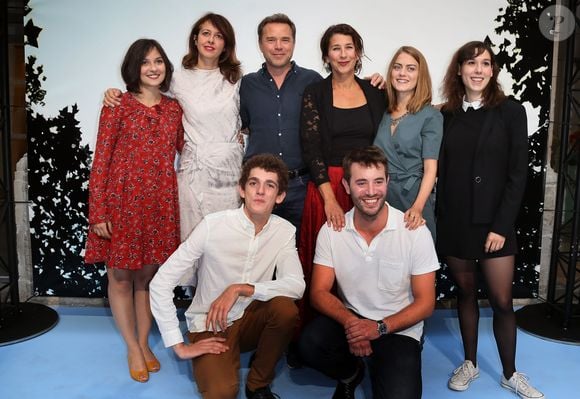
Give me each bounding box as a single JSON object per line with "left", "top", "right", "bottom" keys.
{"left": 354, "top": 195, "right": 386, "bottom": 219}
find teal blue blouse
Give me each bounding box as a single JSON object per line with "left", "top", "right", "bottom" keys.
{"left": 373, "top": 105, "right": 443, "bottom": 238}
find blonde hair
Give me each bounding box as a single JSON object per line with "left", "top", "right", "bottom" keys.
{"left": 385, "top": 46, "right": 432, "bottom": 114}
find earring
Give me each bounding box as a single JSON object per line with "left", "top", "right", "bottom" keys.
{"left": 355, "top": 59, "right": 362, "bottom": 73}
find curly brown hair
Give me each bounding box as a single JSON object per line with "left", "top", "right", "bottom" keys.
{"left": 239, "top": 154, "right": 289, "bottom": 194}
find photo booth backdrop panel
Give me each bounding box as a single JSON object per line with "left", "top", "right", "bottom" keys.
{"left": 24, "top": 0, "right": 551, "bottom": 297}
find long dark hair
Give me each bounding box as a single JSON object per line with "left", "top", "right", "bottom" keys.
{"left": 182, "top": 13, "right": 242, "bottom": 84}
{"left": 441, "top": 40, "right": 505, "bottom": 111}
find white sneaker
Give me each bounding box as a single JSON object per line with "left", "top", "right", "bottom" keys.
{"left": 448, "top": 360, "right": 479, "bottom": 391}
{"left": 500, "top": 372, "right": 545, "bottom": 399}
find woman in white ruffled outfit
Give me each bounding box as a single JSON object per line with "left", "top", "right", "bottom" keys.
{"left": 174, "top": 13, "right": 243, "bottom": 241}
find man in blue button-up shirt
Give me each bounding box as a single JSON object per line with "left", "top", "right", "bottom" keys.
{"left": 240, "top": 13, "right": 322, "bottom": 236}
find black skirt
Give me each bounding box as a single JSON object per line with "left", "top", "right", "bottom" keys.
{"left": 436, "top": 215, "right": 517, "bottom": 260}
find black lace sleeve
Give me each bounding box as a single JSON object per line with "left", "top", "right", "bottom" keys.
{"left": 300, "top": 86, "right": 329, "bottom": 186}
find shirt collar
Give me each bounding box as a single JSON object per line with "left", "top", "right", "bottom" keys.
{"left": 345, "top": 203, "right": 398, "bottom": 234}
{"left": 237, "top": 205, "right": 254, "bottom": 231}
{"left": 384, "top": 204, "right": 398, "bottom": 231}
{"left": 237, "top": 204, "right": 272, "bottom": 234}
{"left": 260, "top": 61, "right": 297, "bottom": 78}
{"left": 462, "top": 96, "right": 483, "bottom": 111}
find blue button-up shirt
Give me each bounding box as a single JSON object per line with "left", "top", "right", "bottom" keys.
{"left": 240, "top": 61, "right": 322, "bottom": 170}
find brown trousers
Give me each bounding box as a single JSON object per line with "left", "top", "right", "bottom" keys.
{"left": 189, "top": 296, "right": 299, "bottom": 399}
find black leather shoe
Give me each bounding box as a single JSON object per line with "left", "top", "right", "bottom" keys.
{"left": 245, "top": 385, "right": 281, "bottom": 399}
{"left": 286, "top": 341, "right": 303, "bottom": 369}
{"left": 332, "top": 361, "right": 365, "bottom": 399}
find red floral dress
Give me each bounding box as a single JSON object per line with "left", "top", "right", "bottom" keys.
{"left": 84, "top": 92, "right": 184, "bottom": 270}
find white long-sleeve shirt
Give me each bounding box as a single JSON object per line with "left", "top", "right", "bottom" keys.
{"left": 150, "top": 206, "right": 305, "bottom": 348}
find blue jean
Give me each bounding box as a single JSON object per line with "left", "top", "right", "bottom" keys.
{"left": 299, "top": 315, "right": 422, "bottom": 399}
{"left": 273, "top": 174, "right": 308, "bottom": 242}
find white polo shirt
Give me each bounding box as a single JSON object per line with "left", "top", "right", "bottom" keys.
{"left": 314, "top": 203, "right": 439, "bottom": 342}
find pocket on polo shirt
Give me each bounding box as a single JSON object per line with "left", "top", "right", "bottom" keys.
{"left": 378, "top": 260, "right": 403, "bottom": 291}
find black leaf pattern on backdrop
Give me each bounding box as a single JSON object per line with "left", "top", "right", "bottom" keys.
{"left": 495, "top": 0, "right": 552, "bottom": 298}
{"left": 25, "top": 11, "right": 106, "bottom": 297}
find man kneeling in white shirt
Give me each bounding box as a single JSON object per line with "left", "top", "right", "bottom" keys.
{"left": 299, "top": 146, "right": 439, "bottom": 399}
{"left": 150, "top": 154, "right": 306, "bottom": 399}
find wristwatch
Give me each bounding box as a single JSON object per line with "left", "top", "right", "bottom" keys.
{"left": 377, "top": 319, "right": 388, "bottom": 336}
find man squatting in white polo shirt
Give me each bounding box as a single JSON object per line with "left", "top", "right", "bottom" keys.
{"left": 299, "top": 146, "right": 439, "bottom": 399}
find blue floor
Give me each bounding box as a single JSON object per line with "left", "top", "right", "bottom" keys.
{"left": 0, "top": 306, "right": 578, "bottom": 399}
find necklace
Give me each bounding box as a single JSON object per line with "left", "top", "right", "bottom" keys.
{"left": 390, "top": 111, "right": 409, "bottom": 126}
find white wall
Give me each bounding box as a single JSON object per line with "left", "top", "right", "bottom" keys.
{"left": 27, "top": 0, "right": 512, "bottom": 146}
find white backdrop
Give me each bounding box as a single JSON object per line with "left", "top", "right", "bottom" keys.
{"left": 27, "top": 0, "right": 528, "bottom": 147}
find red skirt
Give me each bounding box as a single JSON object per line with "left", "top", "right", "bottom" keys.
{"left": 297, "top": 166, "right": 353, "bottom": 331}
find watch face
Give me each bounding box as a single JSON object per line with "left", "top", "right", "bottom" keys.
{"left": 378, "top": 321, "right": 387, "bottom": 335}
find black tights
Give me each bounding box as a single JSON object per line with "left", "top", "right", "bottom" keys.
{"left": 446, "top": 255, "right": 516, "bottom": 379}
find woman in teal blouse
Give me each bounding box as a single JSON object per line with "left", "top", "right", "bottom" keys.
{"left": 374, "top": 46, "right": 442, "bottom": 238}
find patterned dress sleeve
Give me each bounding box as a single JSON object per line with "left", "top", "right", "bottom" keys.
{"left": 88, "top": 105, "right": 121, "bottom": 224}
{"left": 300, "top": 85, "right": 329, "bottom": 186}
{"left": 175, "top": 106, "right": 185, "bottom": 153}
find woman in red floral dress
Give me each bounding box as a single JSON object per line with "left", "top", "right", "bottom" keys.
{"left": 85, "top": 39, "right": 229, "bottom": 383}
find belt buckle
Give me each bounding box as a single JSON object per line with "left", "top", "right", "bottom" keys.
{"left": 288, "top": 167, "right": 307, "bottom": 179}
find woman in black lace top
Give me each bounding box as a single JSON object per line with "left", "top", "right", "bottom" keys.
{"left": 297, "top": 23, "right": 386, "bottom": 329}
